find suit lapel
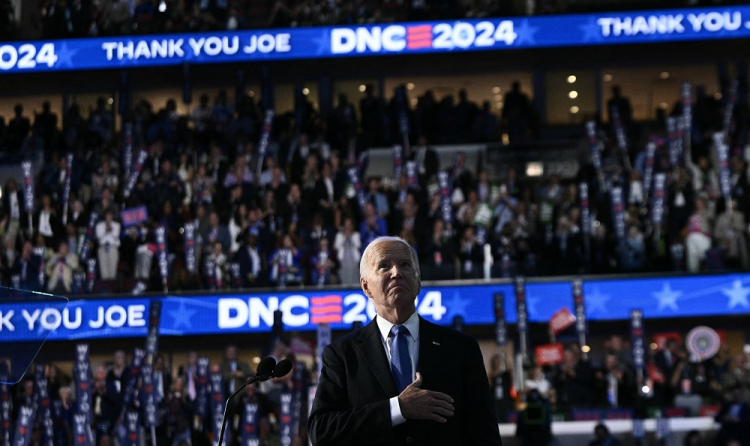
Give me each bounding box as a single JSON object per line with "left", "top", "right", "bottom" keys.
{"left": 416, "top": 316, "right": 443, "bottom": 383}
{"left": 357, "top": 318, "right": 398, "bottom": 397}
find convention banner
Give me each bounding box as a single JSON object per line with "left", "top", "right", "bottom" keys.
{"left": 122, "top": 122, "right": 133, "bottom": 175}
{"left": 156, "top": 226, "right": 169, "bottom": 288}
{"left": 210, "top": 371, "right": 228, "bottom": 446}
{"left": 0, "top": 370, "right": 9, "bottom": 446}
{"left": 651, "top": 173, "right": 667, "bottom": 228}
{"left": 316, "top": 322, "right": 331, "bottom": 378}
{"left": 494, "top": 292, "right": 506, "bottom": 347}
{"left": 572, "top": 279, "right": 588, "bottom": 353}
{"left": 121, "top": 348, "right": 145, "bottom": 410}
{"left": 72, "top": 412, "right": 91, "bottom": 446}
{"left": 630, "top": 309, "right": 646, "bottom": 378}
{"left": 240, "top": 402, "right": 259, "bottom": 445}
{"left": 610, "top": 187, "right": 627, "bottom": 265}
{"left": 85, "top": 258, "right": 96, "bottom": 293}
{"left": 514, "top": 276, "right": 529, "bottom": 363}
{"left": 256, "top": 110, "right": 274, "bottom": 175}
{"left": 21, "top": 161, "right": 35, "bottom": 213}
{"left": 713, "top": 132, "right": 732, "bottom": 200}
{"left": 145, "top": 301, "right": 162, "bottom": 360}
{"left": 346, "top": 167, "right": 366, "bottom": 212}
{"left": 405, "top": 161, "right": 417, "bottom": 189}
{"left": 62, "top": 152, "right": 73, "bottom": 226}
{"left": 291, "top": 361, "right": 304, "bottom": 436}
{"left": 121, "top": 410, "right": 140, "bottom": 446}
{"left": 579, "top": 182, "right": 591, "bottom": 264}
{"left": 585, "top": 121, "right": 605, "bottom": 191}
{"left": 611, "top": 107, "right": 629, "bottom": 157}
{"left": 184, "top": 222, "right": 197, "bottom": 274}
{"left": 78, "top": 211, "right": 98, "bottom": 262}
{"left": 122, "top": 150, "right": 148, "bottom": 199}
{"left": 722, "top": 80, "right": 738, "bottom": 139}
{"left": 1, "top": 275, "right": 750, "bottom": 343}
{"left": 34, "top": 364, "right": 54, "bottom": 446}
{"left": 0, "top": 6, "right": 750, "bottom": 75}
{"left": 681, "top": 82, "right": 692, "bottom": 144}
{"left": 279, "top": 391, "right": 293, "bottom": 446}
{"left": 642, "top": 140, "right": 656, "bottom": 201}
{"left": 195, "top": 357, "right": 210, "bottom": 420}
{"left": 140, "top": 365, "right": 158, "bottom": 428}
{"left": 667, "top": 116, "right": 683, "bottom": 168}
{"left": 12, "top": 406, "right": 35, "bottom": 446}
{"left": 394, "top": 86, "right": 410, "bottom": 152}
{"left": 438, "top": 171, "right": 453, "bottom": 225}
{"left": 73, "top": 344, "right": 92, "bottom": 446}
{"left": 392, "top": 145, "right": 403, "bottom": 181}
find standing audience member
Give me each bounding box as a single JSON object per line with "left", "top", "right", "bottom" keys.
{"left": 95, "top": 209, "right": 121, "bottom": 280}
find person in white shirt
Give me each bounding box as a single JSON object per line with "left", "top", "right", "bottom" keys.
{"left": 95, "top": 209, "right": 121, "bottom": 280}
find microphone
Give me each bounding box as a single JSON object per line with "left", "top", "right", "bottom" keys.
{"left": 217, "top": 356, "right": 277, "bottom": 446}
{"left": 272, "top": 358, "right": 293, "bottom": 379}
{"left": 255, "top": 356, "right": 277, "bottom": 379}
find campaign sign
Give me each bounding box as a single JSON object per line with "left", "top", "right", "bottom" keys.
{"left": 535, "top": 344, "right": 564, "bottom": 366}
{"left": 121, "top": 206, "right": 148, "bottom": 228}
{"left": 549, "top": 307, "right": 576, "bottom": 335}
{"left": 685, "top": 326, "right": 720, "bottom": 360}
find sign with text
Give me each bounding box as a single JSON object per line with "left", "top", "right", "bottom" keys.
{"left": 1, "top": 6, "right": 749, "bottom": 73}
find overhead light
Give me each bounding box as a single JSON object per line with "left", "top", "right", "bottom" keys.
{"left": 660, "top": 71, "right": 670, "bottom": 79}
{"left": 107, "top": 98, "right": 114, "bottom": 105}
{"left": 659, "top": 102, "right": 668, "bottom": 109}
{"left": 581, "top": 345, "right": 591, "bottom": 353}
{"left": 714, "top": 92, "right": 722, "bottom": 100}
{"left": 406, "top": 83, "right": 415, "bottom": 90}
{"left": 158, "top": 0, "right": 166, "bottom": 12}
{"left": 494, "top": 94, "right": 503, "bottom": 101}
{"left": 567, "top": 75, "right": 576, "bottom": 83}
{"left": 603, "top": 74, "right": 613, "bottom": 82}
{"left": 492, "top": 87, "right": 501, "bottom": 94}
{"left": 410, "top": 98, "right": 418, "bottom": 105}
{"left": 359, "top": 84, "right": 366, "bottom": 92}
{"left": 302, "top": 87, "right": 310, "bottom": 95}
{"left": 570, "top": 106, "right": 580, "bottom": 114}
{"left": 526, "top": 162, "right": 543, "bottom": 177}
{"left": 569, "top": 91, "right": 578, "bottom": 99}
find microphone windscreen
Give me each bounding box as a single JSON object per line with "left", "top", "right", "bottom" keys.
{"left": 256, "top": 357, "right": 277, "bottom": 376}
{"left": 272, "top": 359, "right": 293, "bottom": 378}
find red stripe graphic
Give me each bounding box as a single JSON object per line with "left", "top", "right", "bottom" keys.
{"left": 312, "top": 314, "right": 342, "bottom": 324}
{"left": 310, "top": 305, "right": 343, "bottom": 315}
{"left": 406, "top": 25, "right": 433, "bottom": 50}
{"left": 311, "top": 295, "right": 343, "bottom": 305}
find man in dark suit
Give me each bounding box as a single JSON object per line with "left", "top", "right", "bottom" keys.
{"left": 309, "top": 237, "right": 501, "bottom": 445}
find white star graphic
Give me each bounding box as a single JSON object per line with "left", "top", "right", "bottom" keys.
{"left": 514, "top": 20, "right": 539, "bottom": 46}
{"left": 526, "top": 296, "right": 540, "bottom": 317}
{"left": 653, "top": 282, "right": 681, "bottom": 312}
{"left": 722, "top": 280, "right": 750, "bottom": 310}
{"left": 585, "top": 286, "right": 610, "bottom": 314}
{"left": 167, "top": 300, "right": 197, "bottom": 330}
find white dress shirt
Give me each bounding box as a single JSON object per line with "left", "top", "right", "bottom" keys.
{"left": 375, "top": 312, "right": 420, "bottom": 427}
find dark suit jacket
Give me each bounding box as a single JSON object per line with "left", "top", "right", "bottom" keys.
{"left": 309, "top": 316, "right": 501, "bottom": 446}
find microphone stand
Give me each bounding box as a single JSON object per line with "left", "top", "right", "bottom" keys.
{"left": 216, "top": 373, "right": 271, "bottom": 446}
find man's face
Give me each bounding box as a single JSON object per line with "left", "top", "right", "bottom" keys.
{"left": 360, "top": 241, "right": 420, "bottom": 319}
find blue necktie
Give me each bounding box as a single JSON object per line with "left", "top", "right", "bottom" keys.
{"left": 390, "top": 325, "right": 412, "bottom": 393}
